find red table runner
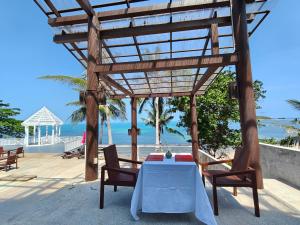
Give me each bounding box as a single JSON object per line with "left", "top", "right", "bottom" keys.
{"left": 175, "top": 154, "right": 194, "bottom": 162}
{"left": 146, "top": 155, "right": 164, "bottom": 161}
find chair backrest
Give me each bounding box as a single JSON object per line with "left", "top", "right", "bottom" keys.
{"left": 102, "top": 145, "right": 120, "bottom": 180}
{"left": 0, "top": 146, "right": 4, "bottom": 154}
{"left": 7, "top": 154, "right": 17, "bottom": 165}
{"left": 231, "top": 146, "right": 251, "bottom": 172}
{"left": 231, "top": 146, "right": 252, "bottom": 180}
{"left": 16, "top": 147, "right": 23, "bottom": 154}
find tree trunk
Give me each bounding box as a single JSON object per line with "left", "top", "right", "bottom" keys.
{"left": 155, "top": 97, "right": 160, "bottom": 149}
{"left": 99, "top": 116, "right": 104, "bottom": 144}
{"left": 106, "top": 106, "right": 113, "bottom": 144}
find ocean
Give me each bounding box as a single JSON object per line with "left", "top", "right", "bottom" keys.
{"left": 17, "top": 119, "right": 298, "bottom": 154}
{"left": 59, "top": 119, "right": 298, "bottom": 144}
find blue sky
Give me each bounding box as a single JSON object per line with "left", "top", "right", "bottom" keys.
{"left": 0, "top": 0, "right": 299, "bottom": 123}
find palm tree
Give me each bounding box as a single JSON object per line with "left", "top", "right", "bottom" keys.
{"left": 39, "top": 74, "right": 127, "bottom": 144}
{"left": 287, "top": 99, "right": 300, "bottom": 111}
{"left": 139, "top": 97, "right": 160, "bottom": 146}
{"left": 141, "top": 98, "right": 184, "bottom": 146}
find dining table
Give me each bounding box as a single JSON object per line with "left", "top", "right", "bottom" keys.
{"left": 130, "top": 153, "right": 217, "bottom": 225}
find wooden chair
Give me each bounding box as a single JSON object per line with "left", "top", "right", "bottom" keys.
{"left": 99, "top": 144, "right": 142, "bottom": 209}
{"left": 201, "top": 147, "right": 260, "bottom": 217}
{"left": 0, "top": 154, "right": 18, "bottom": 171}
{"left": 0, "top": 146, "right": 7, "bottom": 158}
{"left": 15, "top": 147, "right": 24, "bottom": 158}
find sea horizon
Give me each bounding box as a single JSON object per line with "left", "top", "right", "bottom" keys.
{"left": 57, "top": 119, "right": 297, "bottom": 145}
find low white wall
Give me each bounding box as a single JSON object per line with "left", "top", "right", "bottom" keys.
{"left": 260, "top": 143, "right": 300, "bottom": 188}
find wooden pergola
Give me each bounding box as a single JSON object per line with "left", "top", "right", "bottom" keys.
{"left": 35, "top": 0, "right": 273, "bottom": 188}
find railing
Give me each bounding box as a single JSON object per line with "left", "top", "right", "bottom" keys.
{"left": 63, "top": 136, "right": 83, "bottom": 152}
{"left": 0, "top": 138, "right": 24, "bottom": 146}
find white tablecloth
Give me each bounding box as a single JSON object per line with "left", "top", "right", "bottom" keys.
{"left": 130, "top": 154, "right": 217, "bottom": 225}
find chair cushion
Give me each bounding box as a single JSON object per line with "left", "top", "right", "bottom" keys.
{"left": 109, "top": 168, "right": 139, "bottom": 184}
{"left": 203, "top": 170, "right": 251, "bottom": 186}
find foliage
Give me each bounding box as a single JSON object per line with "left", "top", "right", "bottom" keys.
{"left": 168, "top": 71, "right": 266, "bottom": 158}
{"left": 259, "top": 138, "right": 278, "bottom": 145}
{"left": 39, "top": 74, "right": 127, "bottom": 144}
{"left": 0, "top": 100, "right": 24, "bottom": 138}
{"left": 279, "top": 136, "right": 297, "bottom": 146}
{"left": 39, "top": 74, "right": 127, "bottom": 124}
{"left": 278, "top": 99, "right": 300, "bottom": 147}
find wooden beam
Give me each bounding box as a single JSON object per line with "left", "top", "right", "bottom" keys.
{"left": 85, "top": 15, "right": 100, "bottom": 182}
{"left": 54, "top": 32, "right": 88, "bottom": 43}
{"left": 131, "top": 97, "right": 138, "bottom": 166}
{"left": 193, "top": 10, "right": 216, "bottom": 89}
{"left": 44, "top": 0, "right": 61, "bottom": 17}
{"left": 192, "top": 22, "right": 220, "bottom": 95}
{"left": 53, "top": 14, "right": 254, "bottom": 42}
{"left": 110, "top": 91, "right": 203, "bottom": 99}
{"left": 75, "top": 0, "right": 95, "bottom": 16}
{"left": 49, "top": 0, "right": 231, "bottom": 27}
{"left": 190, "top": 94, "right": 200, "bottom": 165}
{"left": 94, "top": 54, "right": 238, "bottom": 74}
{"left": 232, "top": 0, "right": 263, "bottom": 189}
{"left": 102, "top": 41, "right": 134, "bottom": 93}
{"left": 46, "top": 0, "right": 148, "bottom": 17}
{"left": 97, "top": 73, "right": 132, "bottom": 96}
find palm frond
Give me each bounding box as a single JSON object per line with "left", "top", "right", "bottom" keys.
{"left": 38, "top": 75, "right": 86, "bottom": 90}
{"left": 66, "top": 101, "right": 82, "bottom": 106}
{"left": 69, "top": 107, "right": 86, "bottom": 124}
{"left": 165, "top": 126, "right": 185, "bottom": 138}
{"left": 138, "top": 97, "right": 149, "bottom": 114}
{"left": 287, "top": 99, "right": 300, "bottom": 111}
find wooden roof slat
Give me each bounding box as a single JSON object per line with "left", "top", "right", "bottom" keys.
{"left": 69, "top": 34, "right": 234, "bottom": 50}
{"left": 48, "top": 0, "right": 231, "bottom": 27}
{"left": 97, "top": 73, "right": 132, "bottom": 96}
{"left": 75, "top": 0, "right": 95, "bottom": 16}
{"left": 53, "top": 14, "right": 254, "bottom": 43}
{"left": 44, "top": 0, "right": 61, "bottom": 17}
{"left": 110, "top": 91, "right": 203, "bottom": 99}
{"left": 102, "top": 41, "right": 134, "bottom": 93}
{"left": 94, "top": 53, "right": 238, "bottom": 74}
{"left": 46, "top": 0, "right": 147, "bottom": 17}
{"left": 192, "top": 22, "right": 220, "bottom": 95}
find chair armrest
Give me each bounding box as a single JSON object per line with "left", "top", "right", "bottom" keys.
{"left": 213, "top": 168, "right": 255, "bottom": 178}
{"left": 103, "top": 166, "right": 137, "bottom": 176}
{"left": 200, "top": 159, "right": 233, "bottom": 168}
{"left": 118, "top": 158, "right": 143, "bottom": 164}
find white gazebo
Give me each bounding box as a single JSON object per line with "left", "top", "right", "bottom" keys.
{"left": 22, "top": 106, "right": 63, "bottom": 146}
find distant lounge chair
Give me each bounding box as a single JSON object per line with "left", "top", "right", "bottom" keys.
{"left": 61, "top": 150, "right": 76, "bottom": 159}
{"left": 201, "top": 147, "right": 260, "bottom": 217}
{"left": 61, "top": 145, "right": 85, "bottom": 159}
{"left": 99, "top": 144, "right": 142, "bottom": 209}
{"left": 0, "top": 154, "right": 18, "bottom": 171}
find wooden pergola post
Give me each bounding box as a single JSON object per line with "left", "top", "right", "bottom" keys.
{"left": 190, "top": 94, "right": 200, "bottom": 165}
{"left": 85, "top": 14, "right": 100, "bottom": 181}
{"left": 131, "top": 97, "right": 138, "bottom": 167}
{"left": 232, "top": 0, "right": 263, "bottom": 188}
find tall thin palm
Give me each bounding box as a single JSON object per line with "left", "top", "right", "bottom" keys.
{"left": 39, "top": 75, "right": 127, "bottom": 144}
{"left": 141, "top": 98, "right": 184, "bottom": 144}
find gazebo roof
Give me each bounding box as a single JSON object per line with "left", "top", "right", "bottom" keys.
{"left": 22, "top": 106, "right": 63, "bottom": 126}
